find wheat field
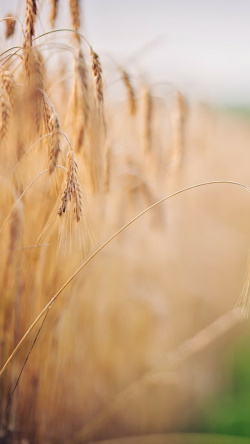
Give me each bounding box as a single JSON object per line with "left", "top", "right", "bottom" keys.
{"left": 0, "top": 1, "right": 250, "bottom": 444}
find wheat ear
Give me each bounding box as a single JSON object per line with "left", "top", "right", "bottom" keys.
{"left": 50, "top": 0, "right": 59, "bottom": 28}
{"left": 48, "top": 111, "right": 61, "bottom": 174}
{"left": 121, "top": 69, "right": 136, "bottom": 115}
{"left": 143, "top": 85, "right": 152, "bottom": 154}
{"left": 0, "top": 70, "right": 16, "bottom": 109}
{"left": 5, "top": 15, "right": 16, "bottom": 38}
{"left": 90, "top": 48, "right": 103, "bottom": 103}
{"left": 58, "top": 148, "right": 83, "bottom": 222}
{"left": 24, "top": 0, "right": 37, "bottom": 46}
{"left": 171, "top": 91, "right": 187, "bottom": 173}
{"left": 69, "top": 0, "right": 80, "bottom": 43}
{"left": 0, "top": 91, "right": 11, "bottom": 142}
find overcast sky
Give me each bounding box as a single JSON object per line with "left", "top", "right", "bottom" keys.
{"left": 1, "top": 0, "right": 250, "bottom": 105}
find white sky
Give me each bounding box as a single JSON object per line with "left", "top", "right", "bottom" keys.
{"left": 1, "top": 0, "right": 250, "bottom": 105}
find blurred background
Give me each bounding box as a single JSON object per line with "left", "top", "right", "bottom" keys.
{"left": 1, "top": 0, "right": 250, "bottom": 105}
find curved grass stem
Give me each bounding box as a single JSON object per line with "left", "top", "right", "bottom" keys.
{"left": 0, "top": 165, "right": 66, "bottom": 235}
{"left": 33, "top": 28, "right": 92, "bottom": 49}
{"left": 0, "top": 179, "right": 249, "bottom": 378}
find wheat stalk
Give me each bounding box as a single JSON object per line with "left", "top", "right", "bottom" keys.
{"left": 1, "top": 180, "right": 249, "bottom": 379}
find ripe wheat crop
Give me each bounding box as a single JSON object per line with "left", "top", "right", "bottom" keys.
{"left": 0, "top": 2, "right": 250, "bottom": 444}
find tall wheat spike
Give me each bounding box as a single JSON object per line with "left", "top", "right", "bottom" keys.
{"left": 0, "top": 91, "right": 11, "bottom": 143}
{"left": 69, "top": 0, "right": 80, "bottom": 43}
{"left": 67, "top": 49, "right": 89, "bottom": 153}
{"left": 90, "top": 48, "right": 103, "bottom": 104}
{"left": 5, "top": 15, "right": 16, "bottom": 39}
{"left": 121, "top": 69, "right": 136, "bottom": 115}
{"left": 0, "top": 71, "right": 16, "bottom": 110}
{"left": 50, "top": 0, "right": 59, "bottom": 28}
{"left": 48, "top": 111, "right": 61, "bottom": 174}
{"left": 24, "top": 0, "right": 37, "bottom": 46}
{"left": 170, "top": 91, "right": 187, "bottom": 174}
{"left": 143, "top": 84, "right": 152, "bottom": 154}
{"left": 58, "top": 148, "right": 83, "bottom": 222}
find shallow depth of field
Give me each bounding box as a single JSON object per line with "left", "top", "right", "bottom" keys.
{"left": 0, "top": 1, "right": 250, "bottom": 444}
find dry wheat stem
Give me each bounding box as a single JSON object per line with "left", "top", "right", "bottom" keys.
{"left": 10, "top": 131, "right": 69, "bottom": 176}
{"left": 0, "top": 46, "right": 22, "bottom": 60}
{"left": 5, "top": 309, "right": 49, "bottom": 413}
{"left": 0, "top": 243, "right": 50, "bottom": 254}
{"left": 33, "top": 28, "right": 91, "bottom": 49}
{"left": 0, "top": 179, "right": 249, "bottom": 379}
{"left": 157, "top": 308, "right": 244, "bottom": 370}
{"left": 0, "top": 166, "right": 66, "bottom": 236}
{"left": 1, "top": 48, "right": 23, "bottom": 70}
{"left": 1, "top": 28, "right": 91, "bottom": 69}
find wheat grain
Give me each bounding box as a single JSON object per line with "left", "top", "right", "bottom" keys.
{"left": 58, "top": 148, "right": 83, "bottom": 222}
{"left": 48, "top": 111, "right": 61, "bottom": 174}
{"left": 0, "top": 91, "right": 11, "bottom": 142}
{"left": 22, "top": 46, "right": 43, "bottom": 87}
{"left": 24, "top": 0, "right": 37, "bottom": 46}
{"left": 70, "top": 49, "right": 89, "bottom": 152}
{"left": 5, "top": 15, "right": 16, "bottom": 39}
{"left": 0, "top": 70, "right": 16, "bottom": 109}
{"left": 90, "top": 48, "right": 103, "bottom": 103}
{"left": 121, "top": 69, "right": 136, "bottom": 115}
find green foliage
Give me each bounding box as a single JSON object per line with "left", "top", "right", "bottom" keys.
{"left": 195, "top": 327, "right": 250, "bottom": 437}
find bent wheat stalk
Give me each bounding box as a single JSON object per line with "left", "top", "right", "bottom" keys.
{"left": 0, "top": 180, "right": 249, "bottom": 378}
{"left": 0, "top": 166, "right": 66, "bottom": 235}
{"left": 10, "top": 130, "right": 70, "bottom": 176}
